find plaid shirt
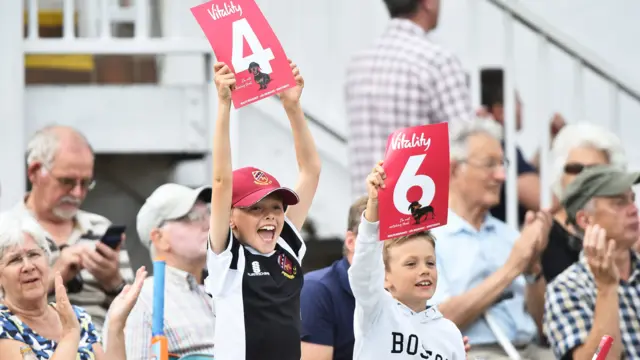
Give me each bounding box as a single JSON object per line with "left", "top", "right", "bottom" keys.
{"left": 104, "top": 266, "right": 215, "bottom": 360}
{"left": 543, "top": 251, "right": 640, "bottom": 359}
{"left": 345, "top": 18, "right": 471, "bottom": 199}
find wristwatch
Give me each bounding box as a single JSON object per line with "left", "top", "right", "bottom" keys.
{"left": 524, "top": 271, "right": 543, "bottom": 284}
{"left": 105, "top": 280, "right": 127, "bottom": 296}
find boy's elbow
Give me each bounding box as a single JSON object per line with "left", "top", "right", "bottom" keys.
{"left": 302, "top": 159, "right": 322, "bottom": 178}
{"left": 212, "top": 174, "right": 232, "bottom": 188}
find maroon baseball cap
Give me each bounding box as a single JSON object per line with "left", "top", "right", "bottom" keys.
{"left": 232, "top": 167, "right": 299, "bottom": 208}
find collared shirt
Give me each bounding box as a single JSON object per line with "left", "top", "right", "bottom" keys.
{"left": 205, "top": 218, "right": 304, "bottom": 360}
{"left": 300, "top": 257, "right": 356, "bottom": 360}
{"left": 5, "top": 198, "right": 134, "bottom": 331}
{"left": 104, "top": 266, "right": 215, "bottom": 360}
{"left": 345, "top": 18, "right": 471, "bottom": 199}
{"left": 430, "top": 210, "right": 537, "bottom": 345}
{"left": 543, "top": 251, "right": 640, "bottom": 359}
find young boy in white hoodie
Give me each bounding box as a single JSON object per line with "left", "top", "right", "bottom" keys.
{"left": 349, "top": 161, "right": 466, "bottom": 360}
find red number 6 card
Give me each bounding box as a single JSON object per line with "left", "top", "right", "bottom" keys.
{"left": 191, "top": 0, "right": 296, "bottom": 109}
{"left": 378, "top": 123, "right": 450, "bottom": 241}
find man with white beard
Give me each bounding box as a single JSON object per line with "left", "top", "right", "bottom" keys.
{"left": 3, "top": 125, "right": 133, "bottom": 331}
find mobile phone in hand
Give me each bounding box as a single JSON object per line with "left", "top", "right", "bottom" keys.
{"left": 100, "top": 225, "right": 126, "bottom": 250}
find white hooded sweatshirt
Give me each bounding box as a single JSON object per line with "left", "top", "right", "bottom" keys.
{"left": 348, "top": 215, "right": 466, "bottom": 360}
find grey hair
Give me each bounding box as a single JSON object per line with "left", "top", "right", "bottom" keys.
{"left": 26, "top": 125, "right": 93, "bottom": 168}
{"left": 551, "top": 123, "right": 627, "bottom": 198}
{"left": 449, "top": 118, "right": 504, "bottom": 161}
{"left": 0, "top": 213, "right": 51, "bottom": 298}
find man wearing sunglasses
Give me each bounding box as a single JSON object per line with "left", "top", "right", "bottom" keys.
{"left": 3, "top": 125, "right": 133, "bottom": 331}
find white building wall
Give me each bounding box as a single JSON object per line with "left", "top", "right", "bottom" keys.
{"left": 4, "top": 0, "right": 640, "bottom": 242}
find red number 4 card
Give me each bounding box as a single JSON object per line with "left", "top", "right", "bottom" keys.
{"left": 378, "top": 123, "right": 450, "bottom": 241}
{"left": 191, "top": 0, "right": 296, "bottom": 109}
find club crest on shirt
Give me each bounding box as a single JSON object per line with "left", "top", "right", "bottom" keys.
{"left": 278, "top": 253, "right": 297, "bottom": 279}
{"left": 252, "top": 171, "right": 272, "bottom": 186}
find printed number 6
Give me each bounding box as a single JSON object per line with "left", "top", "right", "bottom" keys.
{"left": 393, "top": 154, "right": 436, "bottom": 215}
{"left": 231, "top": 18, "right": 275, "bottom": 74}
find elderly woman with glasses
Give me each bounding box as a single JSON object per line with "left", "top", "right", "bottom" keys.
{"left": 540, "top": 122, "right": 627, "bottom": 282}
{"left": 0, "top": 214, "right": 146, "bottom": 360}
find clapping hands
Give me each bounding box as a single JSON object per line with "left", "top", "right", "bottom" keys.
{"left": 505, "top": 209, "right": 552, "bottom": 275}
{"left": 584, "top": 225, "right": 619, "bottom": 288}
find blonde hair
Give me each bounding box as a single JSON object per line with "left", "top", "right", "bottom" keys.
{"left": 382, "top": 231, "right": 436, "bottom": 270}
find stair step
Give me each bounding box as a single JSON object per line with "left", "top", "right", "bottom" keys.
{"left": 23, "top": 10, "right": 157, "bottom": 84}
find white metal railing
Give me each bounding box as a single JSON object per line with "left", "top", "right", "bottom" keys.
{"left": 469, "top": 0, "right": 640, "bottom": 230}
{"left": 24, "top": 0, "right": 212, "bottom": 54}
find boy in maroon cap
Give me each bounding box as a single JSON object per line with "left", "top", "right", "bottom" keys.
{"left": 205, "top": 59, "right": 321, "bottom": 360}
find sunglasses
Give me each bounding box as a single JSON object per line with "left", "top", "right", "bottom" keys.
{"left": 563, "top": 163, "right": 597, "bottom": 175}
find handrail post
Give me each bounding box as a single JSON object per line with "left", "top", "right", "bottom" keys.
{"left": 573, "top": 60, "right": 585, "bottom": 121}
{"left": 63, "top": 0, "right": 75, "bottom": 39}
{"left": 135, "top": 0, "right": 150, "bottom": 39}
{"left": 503, "top": 11, "right": 518, "bottom": 230}
{"left": 538, "top": 36, "right": 552, "bottom": 209}
{"left": 610, "top": 85, "right": 620, "bottom": 135}
{"left": 467, "top": 0, "right": 480, "bottom": 109}
{"left": 27, "top": 0, "right": 39, "bottom": 39}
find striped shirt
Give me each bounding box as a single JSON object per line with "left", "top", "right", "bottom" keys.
{"left": 7, "top": 199, "right": 134, "bottom": 332}
{"left": 103, "top": 266, "right": 215, "bottom": 359}
{"left": 345, "top": 18, "right": 472, "bottom": 199}
{"left": 205, "top": 217, "right": 305, "bottom": 360}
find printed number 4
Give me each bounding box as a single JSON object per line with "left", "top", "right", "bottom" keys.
{"left": 231, "top": 18, "right": 275, "bottom": 74}
{"left": 393, "top": 155, "right": 436, "bottom": 215}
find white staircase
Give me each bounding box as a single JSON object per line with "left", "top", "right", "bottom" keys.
{"left": 1, "top": 0, "right": 639, "bottom": 236}
{"left": 464, "top": 0, "right": 640, "bottom": 229}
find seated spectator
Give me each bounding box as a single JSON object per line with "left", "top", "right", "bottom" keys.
{"left": 300, "top": 196, "right": 368, "bottom": 360}
{"left": 3, "top": 125, "right": 133, "bottom": 331}
{"left": 103, "top": 184, "right": 215, "bottom": 359}
{"left": 544, "top": 165, "right": 640, "bottom": 359}
{"left": 541, "top": 123, "right": 627, "bottom": 282}
{"left": 480, "top": 69, "right": 542, "bottom": 225}
{"left": 480, "top": 69, "right": 568, "bottom": 225}
{"left": 0, "top": 214, "right": 146, "bottom": 360}
{"left": 430, "top": 119, "right": 554, "bottom": 359}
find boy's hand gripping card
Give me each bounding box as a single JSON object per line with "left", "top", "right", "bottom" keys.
{"left": 378, "top": 123, "right": 450, "bottom": 241}
{"left": 191, "top": 0, "right": 296, "bottom": 108}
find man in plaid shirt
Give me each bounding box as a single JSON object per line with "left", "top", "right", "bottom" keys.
{"left": 345, "top": 0, "right": 472, "bottom": 199}
{"left": 544, "top": 165, "right": 640, "bottom": 359}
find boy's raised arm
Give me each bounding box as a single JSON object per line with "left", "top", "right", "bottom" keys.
{"left": 280, "top": 60, "right": 322, "bottom": 232}
{"left": 209, "top": 62, "right": 236, "bottom": 254}
{"left": 348, "top": 162, "right": 387, "bottom": 324}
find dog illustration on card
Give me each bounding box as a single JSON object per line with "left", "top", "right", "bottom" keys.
{"left": 408, "top": 201, "right": 435, "bottom": 224}
{"left": 248, "top": 62, "right": 271, "bottom": 90}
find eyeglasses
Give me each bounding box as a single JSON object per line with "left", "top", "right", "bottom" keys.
{"left": 462, "top": 157, "right": 510, "bottom": 171}
{"left": 563, "top": 163, "right": 597, "bottom": 175}
{"left": 50, "top": 174, "right": 96, "bottom": 191}
{"left": 175, "top": 210, "right": 210, "bottom": 224}
{"left": 160, "top": 209, "right": 210, "bottom": 227}
{"left": 42, "top": 166, "right": 95, "bottom": 191}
